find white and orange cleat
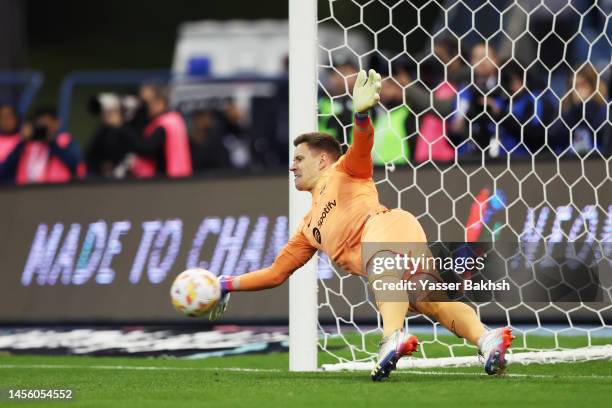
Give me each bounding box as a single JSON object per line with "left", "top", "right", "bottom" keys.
{"left": 479, "top": 327, "right": 513, "bottom": 375}
{"left": 371, "top": 329, "right": 419, "bottom": 381}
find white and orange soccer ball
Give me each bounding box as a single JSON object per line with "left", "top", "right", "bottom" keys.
{"left": 170, "top": 268, "right": 221, "bottom": 317}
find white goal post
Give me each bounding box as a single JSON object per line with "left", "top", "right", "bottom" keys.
{"left": 289, "top": 0, "right": 612, "bottom": 372}
{"left": 288, "top": 0, "right": 319, "bottom": 371}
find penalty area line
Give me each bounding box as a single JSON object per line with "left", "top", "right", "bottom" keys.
{"left": 0, "top": 364, "right": 281, "bottom": 372}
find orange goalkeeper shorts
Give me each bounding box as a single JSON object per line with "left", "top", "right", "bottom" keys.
{"left": 362, "top": 209, "right": 446, "bottom": 307}
{"left": 362, "top": 208, "right": 428, "bottom": 244}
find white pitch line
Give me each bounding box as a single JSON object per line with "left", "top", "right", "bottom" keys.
{"left": 394, "top": 370, "right": 612, "bottom": 380}
{"left": 0, "top": 364, "right": 280, "bottom": 372}
{"left": 1, "top": 365, "right": 611, "bottom": 380}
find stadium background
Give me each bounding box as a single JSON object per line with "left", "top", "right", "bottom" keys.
{"left": 0, "top": 159, "right": 610, "bottom": 324}
{"left": 0, "top": 1, "right": 611, "bottom": 405}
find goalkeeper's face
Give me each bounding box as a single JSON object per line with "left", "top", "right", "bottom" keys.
{"left": 290, "top": 143, "right": 325, "bottom": 192}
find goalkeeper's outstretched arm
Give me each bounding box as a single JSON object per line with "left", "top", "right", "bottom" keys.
{"left": 221, "top": 236, "right": 315, "bottom": 292}
{"left": 220, "top": 241, "right": 316, "bottom": 292}
{"left": 209, "top": 229, "right": 315, "bottom": 320}
{"left": 337, "top": 69, "right": 381, "bottom": 179}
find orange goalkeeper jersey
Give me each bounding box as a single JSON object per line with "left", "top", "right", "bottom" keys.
{"left": 236, "top": 116, "right": 388, "bottom": 291}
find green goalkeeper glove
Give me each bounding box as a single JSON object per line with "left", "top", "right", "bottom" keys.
{"left": 352, "top": 69, "right": 382, "bottom": 113}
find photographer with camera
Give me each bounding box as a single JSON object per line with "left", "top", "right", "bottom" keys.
{"left": 128, "top": 83, "right": 192, "bottom": 178}
{"left": 2, "top": 106, "right": 85, "bottom": 185}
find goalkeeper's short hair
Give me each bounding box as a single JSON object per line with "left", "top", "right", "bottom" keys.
{"left": 294, "top": 132, "right": 342, "bottom": 161}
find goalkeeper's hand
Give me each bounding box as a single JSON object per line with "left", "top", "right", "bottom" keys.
{"left": 208, "top": 292, "right": 230, "bottom": 321}
{"left": 352, "top": 69, "right": 382, "bottom": 113}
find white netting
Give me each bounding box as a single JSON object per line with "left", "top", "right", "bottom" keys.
{"left": 316, "top": 0, "right": 611, "bottom": 369}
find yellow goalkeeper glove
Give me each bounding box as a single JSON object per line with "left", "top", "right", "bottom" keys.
{"left": 352, "top": 69, "right": 382, "bottom": 113}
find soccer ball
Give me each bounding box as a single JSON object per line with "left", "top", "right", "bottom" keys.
{"left": 170, "top": 268, "right": 221, "bottom": 317}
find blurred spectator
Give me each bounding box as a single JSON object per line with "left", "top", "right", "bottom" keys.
{"left": 435, "top": 36, "right": 469, "bottom": 86}
{"left": 504, "top": 0, "right": 609, "bottom": 95}
{"left": 318, "top": 58, "right": 359, "bottom": 144}
{"left": 129, "top": 83, "right": 192, "bottom": 178}
{"left": 2, "top": 106, "right": 85, "bottom": 185}
{"left": 365, "top": 53, "right": 458, "bottom": 164}
{"left": 249, "top": 55, "right": 289, "bottom": 167}
{"left": 498, "top": 61, "right": 556, "bottom": 156}
{"left": 449, "top": 43, "right": 504, "bottom": 157}
{"left": 408, "top": 41, "right": 458, "bottom": 163}
{"left": 0, "top": 104, "right": 21, "bottom": 179}
{"left": 471, "top": 43, "right": 498, "bottom": 94}
{"left": 131, "top": 82, "right": 156, "bottom": 134}
{"left": 251, "top": 79, "right": 289, "bottom": 167}
{"left": 393, "top": 52, "right": 458, "bottom": 118}
{"left": 86, "top": 94, "right": 133, "bottom": 178}
{"left": 189, "top": 109, "right": 231, "bottom": 171}
{"left": 373, "top": 49, "right": 464, "bottom": 164}
{"left": 371, "top": 70, "right": 414, "bottom": 166}
{"left": 552, "top": 65, "right": 609, "bottom": 155}
{"left": 220, "top": 99, "right": 251, "bottom": 169}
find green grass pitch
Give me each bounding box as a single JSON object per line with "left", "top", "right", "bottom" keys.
{"left": 1, "top": 341, "right": 612, "bottom": 408}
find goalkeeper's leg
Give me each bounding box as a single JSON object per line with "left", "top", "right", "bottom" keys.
{"left": 364, "top": 210, "right": 512, "bottom": 376}
{"left": 370, "top": 257, "right": 487, "bottom": 346}
{"left": 415, "top": 301, "right": 513, "bottom": 375}
{"left": 371, "top": 300, "right": 419, "bottom": 381}
{"left": 414, "top": 301, "right": 485, "bottom": 345}
{"left": 368, "top": 255, "right": 419, "bottom": 381}
{"left": 375, "top": 296, "right": 513, "bottom": 376}
{"left": 372, "top": 273, "right": 513, "bottom": 376}
{"left": 363, "top": 211, "right": 430, "bottom": 380}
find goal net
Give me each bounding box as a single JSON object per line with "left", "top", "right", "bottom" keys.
{"left": 314, "top": 0, "right": 611, "bottom": 370}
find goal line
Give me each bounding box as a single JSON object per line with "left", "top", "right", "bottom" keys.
{"left": 321, "top": 345, "right": 612, "bottom": 371}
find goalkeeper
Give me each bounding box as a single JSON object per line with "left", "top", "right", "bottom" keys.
{"left": 210, "top": 69, "right": 512, "bottom": 381}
